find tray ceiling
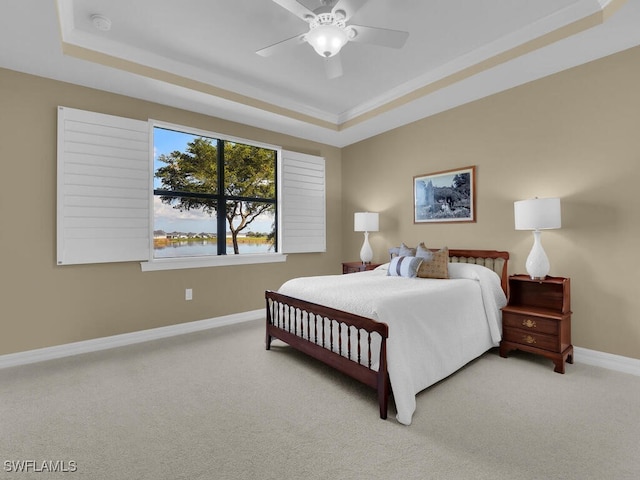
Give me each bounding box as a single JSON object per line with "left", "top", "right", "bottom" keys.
{"left": 2, "top": 0, "right": 640, "bottom": 146}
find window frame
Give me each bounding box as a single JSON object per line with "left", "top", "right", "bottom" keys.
{"left": 142, "top": 120, "right": 286, "bottom": 271}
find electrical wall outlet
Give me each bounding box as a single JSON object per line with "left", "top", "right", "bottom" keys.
{"left": 185, "top": 288, "right": 193, "bottom": 301}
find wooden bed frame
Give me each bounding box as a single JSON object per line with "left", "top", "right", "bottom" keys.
{"left": 265, "top": 249, "right": 509, "bottom": 420}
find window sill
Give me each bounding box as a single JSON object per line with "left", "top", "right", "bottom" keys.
{"left": 140, "top": 253, "right": 287, "bottom": 272}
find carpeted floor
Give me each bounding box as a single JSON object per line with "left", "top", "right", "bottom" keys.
{"left": 1, "top": 319, "right": 639, "bottom": 480}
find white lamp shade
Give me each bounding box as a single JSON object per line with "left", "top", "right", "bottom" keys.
{"left": 354, "top": 212, "right": 379, "bottom": 232}
{"left": 514, "top": 198, "right": 561, "bottom": 230}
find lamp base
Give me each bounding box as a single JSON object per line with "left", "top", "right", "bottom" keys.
{"left": 525, "top": 230, "right": 550, "bottom": 280}
{"left": 359, "top": 231, "right": 373, "bottom": 264}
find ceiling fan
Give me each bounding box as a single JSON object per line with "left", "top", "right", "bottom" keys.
{"left": 256, "top": 0, "right": 409, "bottom": 79}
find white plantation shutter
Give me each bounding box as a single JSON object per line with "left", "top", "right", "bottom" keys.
{"left": 280, "top": 150, "right": 326, "bottom": 253}
{"left": 57, "top": 106, "right": 150, "bottom": 265}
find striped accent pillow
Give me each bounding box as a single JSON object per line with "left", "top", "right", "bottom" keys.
{"left": 387, "top": 256, "right": 423, "bottom": 278}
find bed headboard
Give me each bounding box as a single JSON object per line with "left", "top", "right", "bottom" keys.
{"left": 447, "top": 249, "right": 509, "bottom": 294}
{"left": 389, "top": 247, "right": 509, "bottom": 294}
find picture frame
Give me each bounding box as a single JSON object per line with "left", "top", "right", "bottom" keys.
{"left": 413, "top": 166, "right": 476, "bottom": 223}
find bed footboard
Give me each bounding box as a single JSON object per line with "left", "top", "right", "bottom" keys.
{"left": 265, "top": 290, "right": 390, "bottom": 419}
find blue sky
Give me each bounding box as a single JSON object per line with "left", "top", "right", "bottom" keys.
{"left": 153, "top": 127, "right": 274, "bottom": 234}
{"left": 153, "top": 128, "right": 196, "bottom": 190}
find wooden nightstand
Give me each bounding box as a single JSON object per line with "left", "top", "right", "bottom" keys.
{"left": 342, "top": 262, "right": 382, "bottom": 274}
{"left": 500, "top": 275, "right": 573, "bottom": 373}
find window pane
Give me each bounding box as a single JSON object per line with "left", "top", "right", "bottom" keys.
{"left": 226, "top": 201, "right": 276, "bottom": 254}
{"left": 153, "top": 197, "right": 219, "bottom": 258}
{"left": 224, "top": 142, "right": 276, "bottom": 199}
{"left": 154, "top": 127, "right": 218, "bottom": 195}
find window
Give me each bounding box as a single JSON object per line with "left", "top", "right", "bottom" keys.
{"left": 152, "top": 125, "right": 277, "bottom": 259}
{"left": 57, "top": 107, "right": 325, "bottom": 270}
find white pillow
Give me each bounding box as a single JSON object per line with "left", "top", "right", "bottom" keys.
{"left": 387, "top": 256, "right": 423, "bottom": 278}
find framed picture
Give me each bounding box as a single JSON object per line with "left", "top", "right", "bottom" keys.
{"left": 413, "top": 166, "right": 476, "bottom": 223}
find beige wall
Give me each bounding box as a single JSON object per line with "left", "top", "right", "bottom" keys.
{"left": 0, "top": 68, "right": 342, "bottom": 355}
{"left": 2, "top": 44, "right": 640, "bottom": 361}
{"left": 342, "top": 45, "right": 640, "bottom": 361}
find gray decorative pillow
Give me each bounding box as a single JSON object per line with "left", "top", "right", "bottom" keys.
{"left": 387, "top": 256, "right": 423, "bottom": 278}
{"left": 398, "top": 243, "right": 416, "bottom": 257}
{"left": 389, "top": 243, "right": 417, "bottom": 258}
{"left": 416, "top": 242, "right": 434, "bottom": 260}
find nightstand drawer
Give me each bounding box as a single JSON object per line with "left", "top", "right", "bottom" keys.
{"left": 503, "top": 329, "right": 558, "bottom": 352}
{"left": 502, "top": 312, "right": 558, "bottom": 335}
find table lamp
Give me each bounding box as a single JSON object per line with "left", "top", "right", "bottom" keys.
{"left": 514, "top": 197, "right": 561, "bottom": 279}
{"left": 354, "top": 212, "right": 379, "bottom": 264}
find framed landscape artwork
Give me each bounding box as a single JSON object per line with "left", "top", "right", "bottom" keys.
{"left": 413, "top": 166, "right": 476, "bottom": 223}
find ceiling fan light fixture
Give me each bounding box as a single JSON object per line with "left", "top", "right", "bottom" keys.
{"left": 260, "top": 0, "right": 409, "bottom": 78}
{"left": 306, "top": 18, "right": 348, "bottom": 58}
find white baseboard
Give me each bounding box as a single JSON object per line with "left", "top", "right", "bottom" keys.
{"left": 0, "top": 309, "right": 264, "bottom": 370}
{"left": 574, "top": 346, "right": 640, "bottom": 377}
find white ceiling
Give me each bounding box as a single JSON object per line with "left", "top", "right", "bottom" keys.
{"left": 2, "top": 0, "right": 640, "bottom": 147}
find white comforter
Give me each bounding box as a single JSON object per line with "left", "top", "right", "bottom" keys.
{"left": 277, "top": 262, "right": 507, "bottom": 425}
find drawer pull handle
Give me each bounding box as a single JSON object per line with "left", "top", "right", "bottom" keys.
{"left": 522, "top": 319, "right": 537, "bottom": 328}
{"left": 524, "top": 335, "right": 536, "bottom": 344}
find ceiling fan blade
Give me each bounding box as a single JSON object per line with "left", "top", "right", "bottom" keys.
{"left": 324, "top": 54, "right": 343, "bottom": 79}
{"left": 332, "top": 0, "right": 368, "bottom": 21}
{"left": 256, "top": 33, "right": 306, "bottom": 57}
{"left": 271, "top": 0, "right": 316, "bottom": 22}
{"left": 348, "top": 24, "right": 409, "bottom": 49}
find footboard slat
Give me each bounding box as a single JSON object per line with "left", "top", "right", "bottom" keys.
{"left": 265, "top": 290, "right": 390, "bottom": 419}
